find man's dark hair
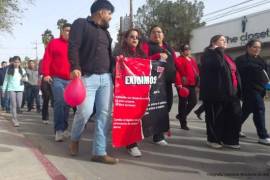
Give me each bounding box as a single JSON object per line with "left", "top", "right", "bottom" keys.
{"left": 9, "top": 57, "right": 14, "bottom": 63}
{"left": 1, "top": 61, "right": 7, "bottom": 65}
{"left": 91, "top": 0, "right": 114, "bottom": 14}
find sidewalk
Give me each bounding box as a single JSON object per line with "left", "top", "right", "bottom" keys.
{"left": 0, "top": 111, "right": 66, "bottom": 180}
{"left": 0, "top": 100, "right": 270, "bottom": 180}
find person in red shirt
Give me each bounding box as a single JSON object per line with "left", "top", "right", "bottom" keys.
{"left": 175, "top": 44, "right": 199, "bottom": 130}
{"left": 42, "top": 23, "right": 71, "bottom": 142}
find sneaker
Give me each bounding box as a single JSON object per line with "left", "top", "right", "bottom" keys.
{"left": 12, "top": 119, "right": 20, "bottom": 127}
{"left": 155, "top": 139, "right": 168, "bottom": 146}
{"left": 239, "top": 132, "right": 246, "bottom": 138}
{"left": 258, "top": 138, "right": 270, "bottom": 145}
{"left": 42, "top": 120, "right": 49, "bottom": 124}
{"left": 207, "top": 141, "right": 222, "bottom": 149}
{"left": 91, "top": 155, "right": 119, "bottom": 165}
{"left": 223, "top": 144, "right": 240, "bottom": 149}
{"left": 63, "top": 130, "right": 70, "bottom": 138}
{"left": 128, "top": 146, "right": 142, "bottom": 157}
{"left": 55, "top": 131, "right": 64, "bottom": 142}
{"left": 69, "top": 141, "right": 79, "bottom": 156}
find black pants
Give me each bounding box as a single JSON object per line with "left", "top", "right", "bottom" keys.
{"left": 152, "top": 83, "right": 172, "bottom": 142}
{"left": 41, "top": 80, "right": 53, "bottom": 120}
{"left": 177, "top": 86, "right": 197, "bottom": 126}
{"left": 194, "top": 103, "right": 204, "bottom": 115}
{"left": 166, "top": 83, "right": 173, "bottom": 112}
{"left": 241, "top": 91, "right": 269, "bottom": 139}
{"left": 204, "top": 97, "right": 241, "bottom": 145}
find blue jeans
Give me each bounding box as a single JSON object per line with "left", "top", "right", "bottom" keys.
{"left": 51, "top": 77, "right": 70, "bottom": 132}
{"left": 26, "top": 84, "right": 41, "bottom": 111}
{"left": 71, "top": 73, "right": 113, "bottom": 156}
{"left": 242, "top": 91, "right": 269, "bottom": 139}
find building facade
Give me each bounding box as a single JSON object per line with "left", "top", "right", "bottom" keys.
{"left": 190, "top": 10, "right": 270, "bottom": 64}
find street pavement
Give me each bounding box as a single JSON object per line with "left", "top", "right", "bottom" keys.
{"left": 0, "top": 98, "right": 270, "bottom": 180}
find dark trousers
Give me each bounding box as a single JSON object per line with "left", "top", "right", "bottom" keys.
{"left": 27, "top": 84, "right": 41, "bottom": 111}
{"left": 41, "top": 80, "right": 53, "bottom": 120}
{"left": 204, "top": 97, "right": 241, "bottom": 145}
{"left": 241, "top": 91, "right": 269, "bottom": 139}
{"left": 166, "top": 83, "right": 173, "bottom": 112}
{"left": 177, "top": 86, "right": 197, "bottom": 126}
{"left": 194, "top": 103, "right": 204, "bottom": 115}
{"left": 152, "top": 83, "right": 172, "bottom": 142}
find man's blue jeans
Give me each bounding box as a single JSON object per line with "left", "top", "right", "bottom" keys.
{"left": 71, "top": 73, "right": 113, "bottom": 156}
{"left": 51, "top": 77, "right": 70, "bottom": 132}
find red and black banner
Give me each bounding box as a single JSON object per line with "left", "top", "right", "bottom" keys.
{"left": 112, "top": 56, "right": 169, "bottom": 148}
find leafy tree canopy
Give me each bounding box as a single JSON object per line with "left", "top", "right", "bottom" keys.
{"left": 57, "top": 18, "right": 68, "bottom": 30}
{"left": 135, "top": 0, "right": 205, "bottom": 50}
{"left": 42, "top": 29, "right": 54, "bottom": 47}
{"left": 0, "top": 0, "right": 34, "bottom": 33}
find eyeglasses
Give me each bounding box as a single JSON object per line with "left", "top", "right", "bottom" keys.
{"left": 128, "top": 35, "right": 139, "bottom": 40}
{"left": 151, "top": 31, "right": 163, "bottom": 34}
{"left": 251, "top": 46, "right": 261, "bottom": 49}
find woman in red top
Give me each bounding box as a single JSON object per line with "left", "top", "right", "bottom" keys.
{"left": 175, "top": 44, "right": 199, "bottom": 130}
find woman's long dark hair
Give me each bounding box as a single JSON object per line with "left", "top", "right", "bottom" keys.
{"left": 121, "top": 28, "right": 146, "bottom": 58}
{"left": 7, "top": 56, "right": 23, "bottom": 76}
{"left": 204, "top": 34, "right": 224, "bottom": 51}
{"left": 246, "top": 39, "right": 261, "bottom": 49}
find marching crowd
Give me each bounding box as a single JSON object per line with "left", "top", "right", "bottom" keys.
{"left": 0, "top": 0, "right": 270, "bottom": 165}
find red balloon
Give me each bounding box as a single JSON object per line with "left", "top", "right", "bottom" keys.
{"left": 178, "top": 87, "right": 190, "bottom": 98}
{"left": 64, "top": 78, "right": 86, "bottom": 107}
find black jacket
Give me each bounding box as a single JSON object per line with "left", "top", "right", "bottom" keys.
{"left": 235, "top": 53, "right": 269, "bottom": 96}
{"left": 200, "top": 48, "right": 241, "bottom": 102}
{"left": 147, "top": 41, "right": 176, "bottom": 83}
{"left": 68, "top": 16, "right": 114, "bottom": 75}
{"left": 0, "top": 67, "right": 7, "bottom": 86}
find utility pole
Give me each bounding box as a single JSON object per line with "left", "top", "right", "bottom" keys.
{"left": 129, "top": 0, "right": 133, "bottom": 28}
{"left": 34, "top": 40, "right": 38, "bottom": 60}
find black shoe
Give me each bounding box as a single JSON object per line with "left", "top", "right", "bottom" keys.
{"left": 194, "top": 111, "right": 202, "bottom": 120}
{"left": 181, "top": 125, "right": 190, "bottom": 130}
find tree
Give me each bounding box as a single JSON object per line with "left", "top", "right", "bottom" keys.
{"left": 57, "top": 18, "right": 68, "bottom": 31}
{"left": 42, "top": 29, "right": 54, "bottom": 48}
{"left": 135, "top": 0, "right": 205, "bottom": 49}
{"left": 0, "top": 0, "right": 34, "bottom": 33}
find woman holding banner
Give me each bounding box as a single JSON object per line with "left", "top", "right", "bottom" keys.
{"left": 115, "top": 28, "right": 147, "bottom": 157}
{"left": 142, "top": 25, "right": 177, "bottom": 146}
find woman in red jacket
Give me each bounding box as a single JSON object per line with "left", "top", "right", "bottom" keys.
{"left": 175, "top": 44, "right": 199, "bottom": 130}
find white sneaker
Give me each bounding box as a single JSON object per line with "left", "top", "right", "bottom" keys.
{"left": 207, "top": 141, "right": 222, "bottom": 149}
{"left": 128, "top": 146, "right": 142, "bottom": 157}
{"left": 155, "top": 139, "right": 168, "bottom": 146}
{"left": 42, "top": 120, "right": 49, "bottom": 124}
{"left": 55, "top": 131, "right": 64, "bottom": 142}
{"left": 239, "top": 132, "right": 246, "bottom": 138}
{"left": 223, "top": 144, "right": 240, "bottom": 149}
{"left": 258, "top": 138, "right": 270, "bottom": 145}
{"left": 12, "top": 119, "right": 20, "bottom": 127}
{"left": 63, "top": 130, "right": 70, "bottom": 138}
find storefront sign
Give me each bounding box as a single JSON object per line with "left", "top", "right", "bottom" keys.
{"left": 226, "top": 28, "right": 270, "bottom": 44}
